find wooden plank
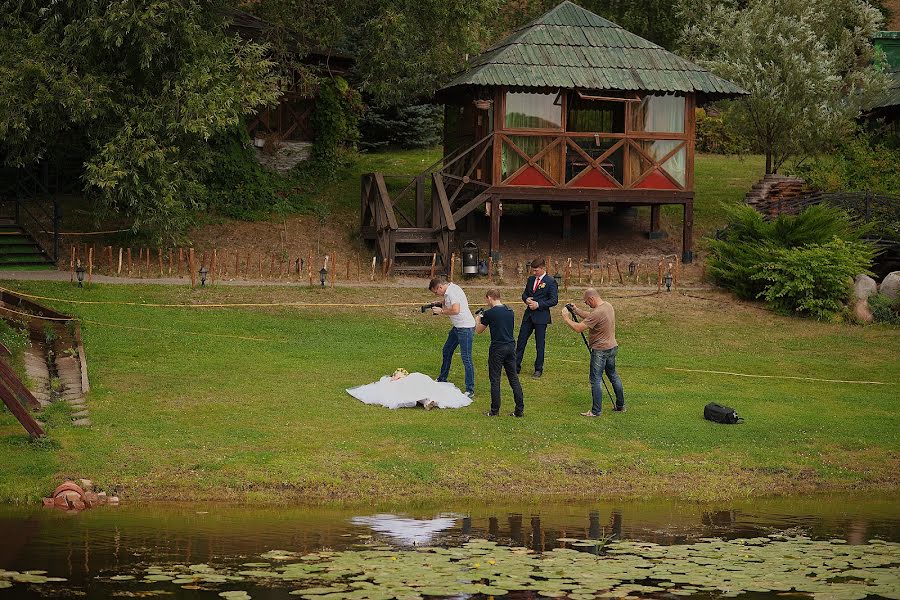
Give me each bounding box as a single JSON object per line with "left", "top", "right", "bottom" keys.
{"left": 682, "top": 201, "right": 694, "bottom": 263}
{"left": 490, "top": 198, "right": 501, "bottom": 257}
{"left": 432, "top": 174, "right": 457, "bottom": 232}
{"left": 650, "top": 205, "right": 661, "bottom": 232}
{"left": 73, "top": 322, "right": 90, "bottom": 394}
{"left": 451, "top": 190, "right": 493, "bottom": 223}
{"left": 415, "top": 175, "right": 425, "bottom": 227}
{"left": 0, "top": 377, "right": 44, "bottom": 438}
{"left": 0, "top": 359, "right": 41, "bottom": 410}
{"left": 589, "top": 199, "right": 598, "bottom": 264}
{"left": 374, "top": 173, "right": 399, "bottom": 230}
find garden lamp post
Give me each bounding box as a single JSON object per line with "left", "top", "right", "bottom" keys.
{"left": 75, "top": 262, "right": 86, "bottom": 288}
{"left": 199, "top": 266, "right": 208, "bottom": 287}
{"left": 319, "top": 266, "right": 327, "bottom": 288}
{"left": 664, "top": 271, "right": 673, "bottom": 292}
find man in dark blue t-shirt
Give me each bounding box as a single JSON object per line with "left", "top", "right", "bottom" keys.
{"left": 475, "top": 288, "right": 525, "bottom": 417}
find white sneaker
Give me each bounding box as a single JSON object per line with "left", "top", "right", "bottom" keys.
{"left": 424, "top": 399, "right": 437, "bottom": 410}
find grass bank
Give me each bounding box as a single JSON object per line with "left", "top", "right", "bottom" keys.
{"left": 0, "top": 281, "right": 897, "bottom": 504}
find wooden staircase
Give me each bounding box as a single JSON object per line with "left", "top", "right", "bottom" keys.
{"left": 0, "top": 223, "right": 55, "bottom": 268}
{"left": 361, "top": 134, "right": 494, "bottom": 274}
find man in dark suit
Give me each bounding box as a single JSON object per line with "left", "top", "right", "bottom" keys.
{"left": 516, "top": 258, "right": 558, "bottom": 378}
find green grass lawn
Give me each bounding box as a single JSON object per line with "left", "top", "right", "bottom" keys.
{"left": 0, "top": 281, "right": 897, "bottom": 505}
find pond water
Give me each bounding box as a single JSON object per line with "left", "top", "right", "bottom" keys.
{"left": 0, "top": 495, "right": 898, "bottom": 599}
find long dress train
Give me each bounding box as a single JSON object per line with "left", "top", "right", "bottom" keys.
{"left": 346, "top": 372, "right": 472, "bottom": 409}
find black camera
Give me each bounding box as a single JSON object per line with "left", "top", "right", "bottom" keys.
{"left": 420, "top": 301, "right": 442, "bottom": 313}
{"left": 474, "top": 307, "right": 485, "bottom": 317}
{"left": 565, "top": 303, "right": 577, "bottom": 317}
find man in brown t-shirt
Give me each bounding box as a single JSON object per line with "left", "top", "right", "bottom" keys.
{"left": 561, "top": 288, "right": 626, "bottom": 416}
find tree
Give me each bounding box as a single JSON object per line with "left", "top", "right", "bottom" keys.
{"left": 680, "top": 0, "right": 888, "bottom": 174}
{"left": 0, "top": 0, "right": 280, "bottom": 242}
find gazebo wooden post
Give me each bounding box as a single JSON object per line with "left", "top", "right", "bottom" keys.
{"left": 490, "top": 198, "right": 501, "bottom": 258}
{"left": 588, "top": 199, "right": 598, "bottom": 264}
{"left": 649, "top": 205, "right": 662, "bottom": 238}
{"left": 682, "top": 201, "right": 694, "bottom": 263}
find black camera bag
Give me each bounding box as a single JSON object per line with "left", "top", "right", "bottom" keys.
{"left": 704, "top": 402, "right": 743, "bottom": 424}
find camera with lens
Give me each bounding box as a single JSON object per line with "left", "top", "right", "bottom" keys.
{"left": 565, "top": 303, "right": 577, "bottom": 317}
{"left": 474, "top": 307, "right": 486, "bottom": 317}
{"left": 420, "top": 301, "right": 442, "bottom": 314}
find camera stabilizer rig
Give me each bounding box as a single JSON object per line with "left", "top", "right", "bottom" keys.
{"left": 566, "top": 303, "right": 615, "bottom": 410}
{"left": 420, "top": 301, "right": 443, "bottom": 314}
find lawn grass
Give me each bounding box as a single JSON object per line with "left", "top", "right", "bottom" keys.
{"left": 0, "top": 280, "right": 897, "bottom": 505}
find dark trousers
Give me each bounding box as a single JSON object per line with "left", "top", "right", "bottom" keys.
{"left": 489, "top": 342, "right": 524, "bottom": 415}
{"left": 516, "top": 319, "right": 547, "bottom": 372}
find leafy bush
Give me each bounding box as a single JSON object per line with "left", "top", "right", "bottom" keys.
{"left": 791, "top": 133, "right": 900, "bottom": 196}
{"left": 707, "top": 204, "right": 876, "bottom": 318}
{"left": 311, "top": 77, "right": 363, "bottom": 166}
{"left": 868, "top": 293, "right": 900, "bottom": 325}
{"left": 752, "top": 238, "right": 876, "bottom": 319}
{"left": 0, "top": 319, "right": 29, "bottom": 360}
{"left": 695, "top": 107, "right": 750, "bottom": 154}
{"left": 202, "top": 129, "right": 306, "bottom": 221}
{"left": 360, "top": 104, "right": 442, "bottom": 151}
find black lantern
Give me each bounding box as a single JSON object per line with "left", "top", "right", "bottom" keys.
{"left": 75, "top": 262, "right": 86, "bottom": 288}
{"left": 628, "top": 261, "right": 636, "bottom": 276}
{"left": 319, "top": 266, "right": 327, "bottom": 287}
{"left": 199, "top": 265, "right": 208, "bottom": 287}
{"left": 553, "top": 271, "right": 562, "bottom": 287}
{"left": 664, "top": 271, "right": 673, "bottom": 292}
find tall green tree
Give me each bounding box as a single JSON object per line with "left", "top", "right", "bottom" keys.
{"left": 680, "top": 0, "right": 888, "bottom": 174}
{"left": 0, "top": 0, "right": 280, "bottom": 241}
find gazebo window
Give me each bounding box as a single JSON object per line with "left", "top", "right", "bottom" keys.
{"left": 630, "top": 94, "right": 685, "bottom": 133}
{"left": 566, "top": 95, "right": 625, "bottom": 133}
{"left": 504, "top": 92, "right": 561, "bottom": 129}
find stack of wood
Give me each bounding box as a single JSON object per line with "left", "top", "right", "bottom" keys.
{"left": 744, "top": 174, "right": 812, "bottom": 219}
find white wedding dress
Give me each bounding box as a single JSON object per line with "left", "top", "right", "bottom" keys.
{"left": 346, "top": 372, "right": 473, "bottom": 409}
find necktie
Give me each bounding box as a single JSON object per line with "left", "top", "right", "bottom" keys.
{"left": 533, "top": 276, "right": 541, "bottom": 293}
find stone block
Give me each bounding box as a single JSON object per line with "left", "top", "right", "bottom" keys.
{"left": 879, "top": 271, "right": 900, "bottom": 300}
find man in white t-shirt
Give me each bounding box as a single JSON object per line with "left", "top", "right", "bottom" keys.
{"left": 428, "top": 276, "right": 476, "bottom": 397}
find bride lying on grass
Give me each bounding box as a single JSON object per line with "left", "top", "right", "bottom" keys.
{"left": 346, "top": 369, "right": 473, "bottom": 410}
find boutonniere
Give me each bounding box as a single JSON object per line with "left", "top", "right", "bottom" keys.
{"left": 539, "top": 283, "right": 546, "bottom": 289}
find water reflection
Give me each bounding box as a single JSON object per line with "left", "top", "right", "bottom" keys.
{"left": 350, "top": 514, "right": 458, "bottom": 545}
{"left": 0, "top": 494, "right": 897, "bottom": 599}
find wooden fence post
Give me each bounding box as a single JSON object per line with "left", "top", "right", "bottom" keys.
{"left": 370, "top": 256, "right": 376, "bottom": 281}
{"left": 87, "top": 247, "right": 93, "bottom": 285}
{"left": 117, "top": 247, "right": 123, "bottom": 275}
{"left": 657, "top": 260, "right": 663, "bottom": 293}
{"left": 189, "top": 248, "right": 196, "bottom": 288}
{"left": 177, "top": 248, "right": 183, "bottom": 277}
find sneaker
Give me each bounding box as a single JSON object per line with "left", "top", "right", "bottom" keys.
{"left": 532, "top": 370, "right": 542, "bottom": 379}
{"left": 423, "top": 399, "right": 437, "bottom": 410}
{"left": 509, "top": 412, "right": 524, "bottom": 418}
{"left": 485, "top": 411, "right": 499, "bottom": 417}
{"left": 613, "top": 405, "right": 626, "bottom": 412}
{"left": 464, "top": 391, "right": 475, "bottom": 399}
{"left": 580, "top": 411, "right": 600, "bottom": 417}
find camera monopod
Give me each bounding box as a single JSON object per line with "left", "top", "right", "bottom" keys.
{"left": 566, "top": 304, "right": 615, "bottom": 410}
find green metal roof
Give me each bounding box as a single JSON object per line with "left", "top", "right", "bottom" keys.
{"left": 440, "top": 1, "right": 747, "bottom": 98}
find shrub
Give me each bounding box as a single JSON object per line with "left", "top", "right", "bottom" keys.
{"left": 751, "top": 238, "right": 876, "bottom": 319}
{"left": 695, "top": 107, "right": 750, "bottom": 155}
{"left": 311, "top": 77, "right": 363, "bottom": 166}
{"left": 202, "top": 129, "right": 309, "bottom": 221}
{"left": 868, "top": 293, "right": 900, "bottom": 325}
{"left": 707, "top": 203, "right": 868, "bottom": 299}
{"left": 707, "top": 204, "right": 877, "bottom": 318}
{"left": 791, "top": 133, "right": 900, "bottom": 196}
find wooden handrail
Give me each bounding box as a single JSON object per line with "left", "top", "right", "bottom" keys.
{"left": 432, "top": 174, "right": 456, "bottom": 232}
{"left": 373, "top": 173, "right": 399, "bottom": 231}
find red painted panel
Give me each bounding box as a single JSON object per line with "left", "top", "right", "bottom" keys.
{"left": 508, "top": 166, "right": 554, "bottom": 186}
{"left": 572, "top": 168, "right": 617, "bottom": 188}
{"left": 634, "top": 169, "right": 678, "bottom": 190}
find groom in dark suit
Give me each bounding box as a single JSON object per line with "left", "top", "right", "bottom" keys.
{"left": 516, "top": 258, "right": 559, "bottom": 378}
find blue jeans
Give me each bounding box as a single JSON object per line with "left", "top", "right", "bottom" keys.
{"left": 438, "top": 327, "right": 475, "bottom": 394}
{"left": 589, "top": 346, "right": 624, "bottom": 414}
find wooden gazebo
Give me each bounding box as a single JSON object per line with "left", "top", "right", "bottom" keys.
{"left": 361, "top": 1, "right": 746, "bottom": 272}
